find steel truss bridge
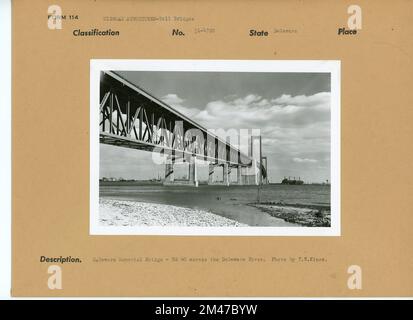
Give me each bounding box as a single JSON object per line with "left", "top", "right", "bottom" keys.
{"left": 99, "top": 71, "right": 267, "bottom": 186}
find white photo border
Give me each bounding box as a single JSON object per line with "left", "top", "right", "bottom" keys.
{"left": 90, "top": 59, "right": 341, "bottom": 236}
{"left": 0, "top": 0, "right": 11, "bottom": 299}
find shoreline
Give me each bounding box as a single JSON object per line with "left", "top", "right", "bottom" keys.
{"left": 99, "top": 197, "right": 331, "bottom": 228}
{"left": 248, "top": 201, "right": 331, "bottom": 227}
{"left": 99, "top": 198, "right": 247, "bottom": 227}
{"left": 100, "top": 183, "right": 330, "bottom": 227}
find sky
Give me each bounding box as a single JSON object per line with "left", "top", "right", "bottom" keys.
{"left": 100, "top": 71, "right": 331, "bottom": 183}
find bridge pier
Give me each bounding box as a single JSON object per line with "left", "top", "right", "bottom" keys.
{"left": 188, "top": 157, "right": 199, "bottom": 187}
{"left": 240, "top": 160, "right": 259, "bottom": 185}
{"left": 164, "top": 162, "right": 174, "bottom": 183}
{"left": 208, "top": 163, "right": 215, "bottom": 184}
{"left": 163, "top": 156, "right": 198, "bottom": 187}
{"left": 237, "top": 165, "right": 243, "bottom": 185}
{"left": 207, "top": 163, "right": 230, "bottom": 186}
{"left": 207, "top": 162, "right": 259, "bottom": 186}
{"left": 223, "top": 163, "right": 230, "bottom": 186}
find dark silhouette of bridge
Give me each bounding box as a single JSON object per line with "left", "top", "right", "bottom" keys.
{"left": 99, "top": 71, "right": 267, "bottom": 187}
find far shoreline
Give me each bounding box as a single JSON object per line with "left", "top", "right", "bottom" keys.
{"left": 99, "top": 180, "right": 332, "bottom": 187}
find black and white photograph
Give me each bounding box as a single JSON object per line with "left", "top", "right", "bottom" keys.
{"left": 90, "top": 60, "right": 340, "bottom": 236}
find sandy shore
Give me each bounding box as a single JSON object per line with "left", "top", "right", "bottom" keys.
{"left": 99, "top": 199, "right": 247, "bottom": 227}
{"left": 249, "top": 202, "right": 331, "bottom": 227}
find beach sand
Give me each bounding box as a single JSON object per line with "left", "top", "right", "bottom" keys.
{"left": 99, "top": 199, "right": 247, "bottom": 227}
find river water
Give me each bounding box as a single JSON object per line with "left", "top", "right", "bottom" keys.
{"left": 100, "top": 184, "right": 330, "bottom": 227}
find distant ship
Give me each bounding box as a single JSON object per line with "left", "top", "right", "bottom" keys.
{"left": 281, "top": 176, "right": 304, "bottom": 185}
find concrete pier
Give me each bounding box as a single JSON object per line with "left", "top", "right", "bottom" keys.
{"left": 163, "top": 156, "right": 198, "bottom": 187}
{"left": 165, "top": 156, "right": 261, "bottom": 188}
{"left": 241, "top": 159, "right": 259, "bottom": 185}
{"left": 223, "top": 163, "right": 230, "bottom": 186}
{"left": 237, "top": 165, "right": 243, "bottom": 185}
{"left": 188, "top": 156, "right": 199, "bottom": 187}
{"left": 206, "top": 161, "right": 259, "bottom": 186}
{"left": 164, "top": 162, "right": 174, "bottom": 183}
{"left": 208, "top": 163, "right": 215, "bottom": 184}
{"left": 208, "top": 163, "right": 230, "bottom": 186}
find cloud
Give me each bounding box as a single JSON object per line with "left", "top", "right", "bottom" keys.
{"left": 292, "top": 157, "right": 318, "bottom": 163}
{"left": 161, "top": 93, "right": 184, "bottom": 105}
{"left": 191, "top": 92, "right": 331, "bottom": 131}
{"left": 191, "top": 92, "right": 331, "bottom": 180}
{"left": 160, "top": 92, "right": 330, "bottom": 134}
{"left": 271, "top": 92, "right": 330, "bottom": 107}
{"left": 233, "top": 94, "right": 263, "bottom": 105}
{"left": 158, "top": 92, "right": 330, "bottom": 154}
{"left": 160, "top": 93, "right": 200, "bottom": 117}
{"left": 102, "top": 91, "right": 332, "bottom": 183}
